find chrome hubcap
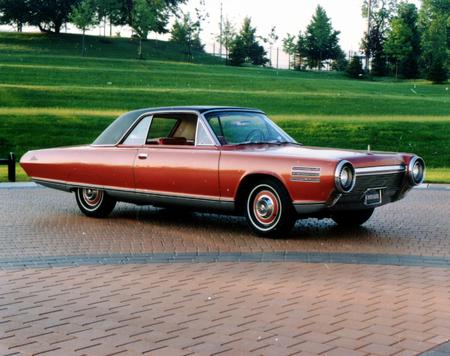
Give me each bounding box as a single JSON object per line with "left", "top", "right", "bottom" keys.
{"left": 82, "top": 188, "right": 102, "bottom": 207}
{"left": 251, "top": 188, "right": 280, "bottom": 227}
{"left": 255, "top": 196, "right": 275, "bottom": 220}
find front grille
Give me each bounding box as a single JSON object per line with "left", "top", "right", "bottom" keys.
{"left": 338, "top": 172, "right": 405, "bottom": 204}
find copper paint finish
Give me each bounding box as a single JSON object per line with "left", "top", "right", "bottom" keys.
{"left": 19, "top": 106, "right": 420, "bottom": 213}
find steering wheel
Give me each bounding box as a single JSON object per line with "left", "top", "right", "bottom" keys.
{"left": 245, "top": 129, "right": 265, "bottom": 142}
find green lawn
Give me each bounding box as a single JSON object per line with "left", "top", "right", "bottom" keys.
{"left": 0, "top": 32, "right": 449, "bottom": 183}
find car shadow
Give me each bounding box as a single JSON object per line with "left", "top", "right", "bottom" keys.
{"left": 108, "top": 203, "right": 375, "bottom": 242}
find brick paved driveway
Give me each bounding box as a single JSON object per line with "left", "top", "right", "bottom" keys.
{"left": 1, "top": 263, "right": 450, "bottom": 356}
{"left": 0, "top": 188, "right": 449, "bottom": 260}
{"left": 0, "top": 187, "right": 449, "bottom": 355}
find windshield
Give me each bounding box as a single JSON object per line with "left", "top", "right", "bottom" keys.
{"left": 205, "top": 111, "right": 296, "bottom": 145}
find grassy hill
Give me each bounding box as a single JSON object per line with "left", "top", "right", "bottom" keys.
{"left": 0, "top": 32, "right": 449, "bottom": 182}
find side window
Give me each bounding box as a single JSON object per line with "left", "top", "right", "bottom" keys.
{"left": 147, "top": 117, "right": 179, "bottom": 141}
{"left": 122, "top": 116, "right": 151, "bottom": 145}
{"left": 196, "top": 121, "right": 215, "bottom": 146}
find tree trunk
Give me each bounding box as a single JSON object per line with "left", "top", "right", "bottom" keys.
{"left": 54, "top": 21, "right": 62, "bottom": 34}
{"left": 138, "top": 38, "right": 143, "bottom": 59}
{"left": 82, "top": 30, "right": 86, "bottom": 56}
{"left": 38, "top": 24, "right": 51, "bottom": 34}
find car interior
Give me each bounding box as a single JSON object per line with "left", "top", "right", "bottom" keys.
{"left": 146, "top": 113, "right": 197, "bottom": 146}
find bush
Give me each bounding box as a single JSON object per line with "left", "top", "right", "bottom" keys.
{"left": 427, "top": 58, "right": 448, "bottom": 84}
{"left": 347, "top": 56, "right": 364, "bottom": 79}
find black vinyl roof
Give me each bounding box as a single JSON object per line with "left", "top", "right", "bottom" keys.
{"left": 93, "top": 106, "right": 264, "bottom": 145}
{"left": 129, "top": 106, "right": 264, "bottom": 116}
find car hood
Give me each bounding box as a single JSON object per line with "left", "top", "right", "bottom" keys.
{"left": 225, "top": 144, "right": 407, "bottom": 167}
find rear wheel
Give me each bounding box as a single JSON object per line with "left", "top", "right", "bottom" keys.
{"left": 331, "top": 208, "right": 374, "bottom": 227}
{"left": 75, "top": 188, "right": 116, "bottom": 218}
{"left": 245, "top": 179, "right": 295, "bottom": 237}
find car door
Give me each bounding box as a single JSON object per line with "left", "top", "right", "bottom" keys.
{"left": 133, "top": 113, "right": 221, "bottom": 201}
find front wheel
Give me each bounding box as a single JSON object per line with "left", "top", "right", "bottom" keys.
{"left": 245, "top": 179, "right": 296, "bottom": 237}
{"left": 75, "top": 188, "right": 116, "bottom": 218}
{"left": 331, "top": 208, "right": 374, "bottom": 227}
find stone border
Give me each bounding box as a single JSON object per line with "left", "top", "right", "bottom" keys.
{"left": 420, "top": 341, "right": 450, "bottom": 355}
{"left": 1, "top": 252, "right": 450, "bottom": 269}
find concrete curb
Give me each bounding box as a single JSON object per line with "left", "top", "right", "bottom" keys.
{"left": 1, "top": 252, "right": 450, "bottom": 269}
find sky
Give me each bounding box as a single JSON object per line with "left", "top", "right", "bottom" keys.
{"left": 0, "top": 0, "right": 421, "bottom": 67}
{"left": 184, "top": 0, "right": 368, "bottom": 54}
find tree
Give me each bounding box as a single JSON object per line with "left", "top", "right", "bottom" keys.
{"left": 361, "top": 0, "right": 398, "bottom": 76}
{"left": 96, "top": 0, "right": 123, "bottom": 36}
{"left": 304, "top": 5, "right": 341, "bottom": 70}
{"left": 347, "top": 55, "right": 364, "bottom": 78}
{"left": 282, "top": 33, "right": 296, "bottom": 69}
{"left": 267, "top": 26, "right": 279, "bottom": 67}
{"left": 331, "top": 48, "right": 348, "bottom": 72}
{"left": 221, "top": 19, "right": 236, "bottom": 61}
{"left": 130, "top": 0, "right": 164, "bottom": 58}
{"left": 30, "top": 0, "right": 80, "bottom": 34}
{"left": 0, "top": 0, "right": 30, "bottom": 32}
{"left": 295, "top": 31, "right": 307, "bottom": 70}
{"left": 70, "top": 0, "right": 99, "bottom": 55}
{"left": 419, "top": 0, "right": 448, "bottom": 83}
{"left": 385, "top": 3, "right": 420, "bottom": 79}
{"left": 170, "top": 13, "right": 204, "bottom": 60}
{"left": 228, "top": 17, "right": 267, "bottom": 67}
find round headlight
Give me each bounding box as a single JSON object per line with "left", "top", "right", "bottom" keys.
{"left": 408, "top": 156, "right": 425, "bottom": 185}
{"left": 335, "top": 161, "right": 356, "bottom": 193}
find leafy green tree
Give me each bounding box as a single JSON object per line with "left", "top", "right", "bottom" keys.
{"left": 130, "top": 0, "right": 164, "bottom": 58}
{"left": 0, "top": 0, "right": 30, "bottom": 31}
{"left": 295, "top": 31, "right": 307, "bottom": 70}
{"left": 361, "top": 0, "right": 398, "bottom": 76}
{"left": 347, "top": 55, "right": 364, "bottom": 78}
{"left": 170, "top": 13, "right": 203, "bottom": 60}
{"left": 221, "top": 19, "right": 236, "bottom": 61}
{"left": 30, "top": 0, "right": 80, "bottom": 34}
{"left": 266, "top": 26, "right": 278, "bottom": 67}
{"left": 385, "top": 3, "right": 420, "bottom": 78}
{"left": 229, "top": 17, "right": 267, "bottom": 67}
{"left": 70, "top": 0, "right": 99, "bottom": 55}
{"left": 331, "top": 48, "right": 348, "bottom": 72}
{"left": 419, "top": 0, "right": 448, "bottom": 83}
{"left": 96, "top": 0, "right": 122, "bottom": 36}
{"left": 282, "top": 33, "right": 296, "bottom": 69}
{"left": 304, "top": 5, "right": 341, "bottom": 69}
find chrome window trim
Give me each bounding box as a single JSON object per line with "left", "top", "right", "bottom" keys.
{"left": 196, "top": 115, "right": 220, "bottom": 146}
{"left": 355, "top": 165, "right": 406, "bottom": 176}
{"left": 202, "top": 108, "right": 264, "bottom": 116}
{"left": 91, "top": 110, "right": 205, "bottom": 147}
{"left": 199, "top": 113, "right": 221, "bottom": 146}
{"left": 201, "top": 110, "right": 295, "bottom": 146}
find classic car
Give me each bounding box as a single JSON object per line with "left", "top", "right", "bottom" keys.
{"left": 20, "top": 106, "right": 425, "bottom": 237}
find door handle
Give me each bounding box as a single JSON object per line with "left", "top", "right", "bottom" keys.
{"left": 138, "top": 153, "right": 148, "bottom": 159}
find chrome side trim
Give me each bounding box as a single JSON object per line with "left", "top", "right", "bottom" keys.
{"left": 355, "top": 165, "right": 405, "bottom": 176}
{"left": 31, "top": 176, "right": 234, "bottom": 203}
{"left": 291, "top": 166, "right": 321, "bottom": 183}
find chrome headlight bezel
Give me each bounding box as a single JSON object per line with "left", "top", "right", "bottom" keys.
{"left": 335, "top": 160, "right": 356, "bottom": 193}
{"left": 408, "top": 156, "right": 425, "bottom": 186}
